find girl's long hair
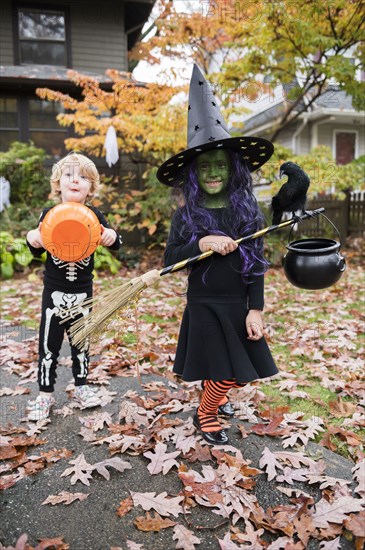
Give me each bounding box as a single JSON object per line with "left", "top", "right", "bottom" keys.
{"left": 173, "top": 150, "right": 269, "bottom": 279}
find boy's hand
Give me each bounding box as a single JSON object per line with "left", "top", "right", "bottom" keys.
{"left": 100, "top": 226, "right": 117, "bottom": 247}
{"left": 246, "top": 310, "right": 264, "bottom": 340}
{"left": 199, "top": 235, "right": 238, "bottom": 256}
{"left": 27, "top": 226, "right": 44, "bottom": 248}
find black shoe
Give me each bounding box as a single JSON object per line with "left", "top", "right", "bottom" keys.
{"left": 218, "top": 401, "right": 235, "bottom": 417}
{"left": 193, "top": 412, "right": 229, "bottom": 445}
{"left": 201, "top": 381, "right": 234, "bottom": 417}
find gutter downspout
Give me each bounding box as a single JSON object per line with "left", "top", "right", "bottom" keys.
{"left": 291, "top": 113, "right": 308, "bottom": 154}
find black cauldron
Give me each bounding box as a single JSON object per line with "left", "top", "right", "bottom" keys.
{"left": 282, "top": 214, "right": 346, "bottom": 290}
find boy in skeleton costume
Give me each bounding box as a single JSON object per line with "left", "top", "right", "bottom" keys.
{"left": 26, "top": 153, "right": 122, "bottom": 421}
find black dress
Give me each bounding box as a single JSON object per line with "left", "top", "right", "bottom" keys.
{"left": 164, "top": 208, "right": 278, "bottom": 383}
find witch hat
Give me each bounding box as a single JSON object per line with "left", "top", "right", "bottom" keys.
{"left": 157, "top": 64, "right": 274, "bottom": 185}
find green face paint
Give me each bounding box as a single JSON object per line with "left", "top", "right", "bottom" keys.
{"left": 196, "top": 150, "right": 230, "bottom": 207}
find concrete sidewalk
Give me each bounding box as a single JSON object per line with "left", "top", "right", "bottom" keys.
{"left": 0, "top": 328, "right": 357, "bottom": 549}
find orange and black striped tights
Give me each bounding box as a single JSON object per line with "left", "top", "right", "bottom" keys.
{"left": 198, "top": 379, "right": 243, "bottom": 432}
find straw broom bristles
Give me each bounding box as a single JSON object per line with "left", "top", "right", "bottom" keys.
{"left": 60, "top": 270, "right": 161, "bottom": 348}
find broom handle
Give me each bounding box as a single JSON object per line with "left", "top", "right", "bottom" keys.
{"left": 159, "top": 207, "right": 325, "bottom": 276}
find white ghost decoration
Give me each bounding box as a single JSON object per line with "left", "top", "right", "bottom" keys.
{"left": 104, "top": 125, "right": 119, "bottom": 167}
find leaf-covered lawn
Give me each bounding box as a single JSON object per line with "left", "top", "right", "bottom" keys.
{"left": 1, "top": 248, "right": 364, "bottom": 549}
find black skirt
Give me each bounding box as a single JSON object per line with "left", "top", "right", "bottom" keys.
{"left": 173, "top": 301, "right": 278, "bottom": 383}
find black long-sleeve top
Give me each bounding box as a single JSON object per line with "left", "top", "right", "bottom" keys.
{"left": 164, "top": 208, "right": 265, "bottom": 310}
{"left": 27, "top": 205, "right": 122, "bottom": 292}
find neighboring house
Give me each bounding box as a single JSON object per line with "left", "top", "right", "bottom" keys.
{"left": 240, "top": 88, "right": 365, "bottom": 164}
{"left": 0, "top": 0, "right": 154, "bottom": 157}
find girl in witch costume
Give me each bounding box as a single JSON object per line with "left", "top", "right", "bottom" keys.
{"left": 158, "top": 65, "right": 278, "bottom": 445}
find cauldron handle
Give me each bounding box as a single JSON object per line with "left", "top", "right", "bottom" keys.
{"left": 288, "top": 211, "right": 343, "bottom": 244}
{"left": 338, "top": 257, "right": 346, "bottom": 272}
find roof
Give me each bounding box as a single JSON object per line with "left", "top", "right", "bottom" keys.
{"left": 0, "top": 65, "right": 112, "bottom": 85}
{"left": 241, "top": 88, "right": 358, "bottom": 133}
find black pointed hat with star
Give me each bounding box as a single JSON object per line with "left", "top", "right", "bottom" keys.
{"left": 157, "top": 64, "right": 274, "bottom": 186}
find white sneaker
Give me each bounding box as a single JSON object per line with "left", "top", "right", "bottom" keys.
{"left": 27, "top": 394, "right": 55, "bottom": 421}
{"left": 74, "top": 385, "right": 102, "bottom": 409}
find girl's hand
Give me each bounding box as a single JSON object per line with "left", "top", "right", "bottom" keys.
{"left": 100, "top": 226, "right": 117, "bottom": 247}
{"left": 199, "top": 235, "right": 238, "bottom": 256}
{"left": 27, "top": 226, "right": 44, "bottom": 248}
{"left": 246, "top": 310, "right": 264, "bottom": 340}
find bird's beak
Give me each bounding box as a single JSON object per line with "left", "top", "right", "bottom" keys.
{"left": 279, "top": 170, "right": 284, "bottom": 179}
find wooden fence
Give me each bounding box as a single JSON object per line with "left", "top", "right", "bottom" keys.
{"left": 280, "top": 191, "right": 365, "bottom": 240}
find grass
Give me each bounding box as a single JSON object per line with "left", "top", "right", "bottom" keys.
{"left": 259, "top": 381, "right": 363, "bottom": 458}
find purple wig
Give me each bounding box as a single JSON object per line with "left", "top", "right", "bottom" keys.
{"left": 172, "top": 150, "right": 269, "bottom": 279}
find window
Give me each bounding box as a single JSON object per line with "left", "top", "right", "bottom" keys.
{"left": 29, "top": 100, "right": 68, "bottom": 158}
{"left": 0, "top": 98, "right": 19, "bottom": 151}
{"left": 335, "top": 132, "right": 357, "bottom": 165}
{"left": 17, "top": 7, "right": 67, "bottom": 66}
{"left": 0, "top": 97, "right": 68, "bottom": 157}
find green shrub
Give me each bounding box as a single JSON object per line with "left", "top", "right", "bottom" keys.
{"left": 94, "top": 246, "right": 121, "bottom": 274}
{"left": 0, "top": 203, "right": 49, "bottom": 239}
{"left": 0, "top": 141, "right": 50, "bottom": 206}
{"left": 0, "top": 231, "right": 39, "bottom": 279}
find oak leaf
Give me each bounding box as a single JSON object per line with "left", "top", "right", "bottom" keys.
{"left": 134, "top": 511, "right": 176, "bottom": 531}
{"left": 116, "top": 496, "right": 133, "bottom": 517}
{"left": 173, "top": 524, "right": 201, "bottom": 550}
{"left": 249, "top": 416, "right": 287, "bottom": 437}
{"left": 318, "top": 536, "right": 341, "bottom": 549}
{"left": 179, "top": 469, "right": 222, "bottom": 506}
{"left": 92, "top": 456, "right": 131, "bottom": 480}
{"left": 0, "top": 386, "right": 30, "bottom": 396}
{"left": 60, "top": 453, "right": 93, "bottom": 486}
{"left": 343, "top": 510, "right": 365, "bottom": 537}
{"left": 184, "top": 442, "right": 212, "bottom": 463}
{"left": 259, "top": 447, "right": 283, "bottom": 481}
{"left": 233, "top": 519, "right": 265, "bottom": 548}
{"left": 352, "top": 459, "right": 365, "bottom": 496}
{"left": 41, "top": 491, "right": 89, "bottom": 506}
{"left": 131, "top": 491, "right": 184, "bottom": 517}
{"left": 218, "top": 532, "right": 243, "bottom": 549}
{"left": 143, "top": 442, "right": 180, "bottom": 475}
{"left": 312, "top": 496, "right": 365, "bottom": 528}
{"left": 273, "top": 451, "right": 318, "bottom": 469}
{"left": 329, "top": 396, "right": 357, "bottom": 417}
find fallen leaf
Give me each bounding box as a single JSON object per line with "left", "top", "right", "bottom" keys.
{"left": 92, "top": 457, "right": 131, "bottom": 480}
{"left": 117, "top": 496, "right": 133, "bottom": 518}
{"left": 173, "top": 524, "right": 201, "bottom": 549}
{"left": 352, "top": 459, "right": 365, "bottom": 496}
{"left": 143, "top": 442, "right": 180, "bottom": 475}
{"left": 134, "top": 511, "right": 176, "bottom": 531}
{"left": 312, "top": 496, "right": 364, "bottom": 528}
{"left": 329, "top": 396, "right": 357, "bottom": 417}
{"left": 60, "top": 453, "right": 93, "bottom": 486}
{"left": 259, "top": 447, "right": 283, "bottom": 481}
{"left": 131, "top": 491, "right": 184, "bottom": 517}
{"left": 184, "top": 442, "right": 212, "bottom": 463}
{"left": 41, "top": 491, "right": 89, "bottom": 506}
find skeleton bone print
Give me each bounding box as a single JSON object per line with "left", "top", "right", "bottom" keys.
{"left": 40, "top": 290, "right": 89, "bottom": 387}
{"left": 51, "top": 255, "right": 91, "bottom": 282}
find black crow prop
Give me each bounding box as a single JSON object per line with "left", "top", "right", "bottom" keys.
{"left": 271, "top": 161, "right": 311, "bottom": 225}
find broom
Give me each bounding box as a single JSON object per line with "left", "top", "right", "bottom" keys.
{"left": 62, "top": 208, "right": 325, "bottom": 348}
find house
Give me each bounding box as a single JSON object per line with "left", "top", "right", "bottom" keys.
{"left": 0, "top": 0, "right": 155, "bottom": 157}
{"left": 240, "top": 87, "right": 365, "bottom": 164}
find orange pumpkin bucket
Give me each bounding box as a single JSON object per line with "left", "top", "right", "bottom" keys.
{"left": 40, "top": 202, "right": 102, "bottom": 262}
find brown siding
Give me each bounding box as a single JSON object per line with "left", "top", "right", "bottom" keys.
{"left": 71, "top": 2, "right": 127, "bottom": 71}
{"left": 0, "top": 2, "right": 13, "bottom": 65}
